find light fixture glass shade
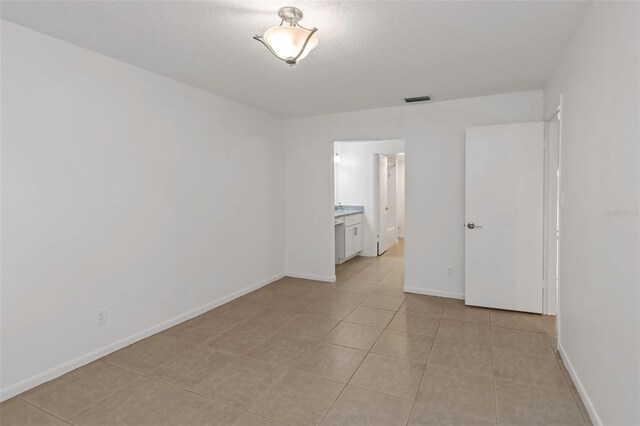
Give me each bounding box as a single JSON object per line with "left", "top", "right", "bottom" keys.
{"left": 263, "top": 26, "right": 318, "bottom": 62}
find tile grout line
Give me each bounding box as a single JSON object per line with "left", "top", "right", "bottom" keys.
{"left": 494, "top": 314, "right": 587, "bottom": 424}
{"left": 15, "top": 253, "right": 534, "bottom": 426}
{"left": 413, "top": 301, "right": 505, "bottom": 425}
{"left": 95, "top": 321, "right": 318, "bottom": 419}
{"left": 409, "top": 298, "right": 445, "bottom": 426}
{"left": 96, "top": 361, "right": 249, "bottom": 414}
{"left": 13, "top": 396, "right": 71, "bottom": 425}
{"left": 241, "top": 367, "right": 289, "bottom": 422}
{"left": 492, "top": 314, "right": 581, "bottom": 419}
{"left": 489, "top": 313, "right": 500, "bottom": 425}
{"left": 17, "top": 363, "right": 152, "bottom": 424}
{"left": 104, "top": 305, "right": 552, "bottom": 423}
{"left": 243, "top": 271, "right": 388, "bottom": 425}
{"left": 282, "top": 263, "right": 399, "bottom": 424}
{"left": 314, "top": 379, "right": 347, "bottom": 425}
{"left": 26, "top": 300, "right": 500, "bottom": 426}
{"left": 316, "top": 291, "right": 408, "bottom": 426}
{"left": 24, "top": 375, "right": 150, "bottom": 426}
{"left": 234, "top": 281, "right": 379, "bottom": 425}
{"left": 490, "top": 330, "right": 581, "bottom": 396}
{"left": 8, "top": 257, "right": 401, "bottom": 426}
{"left": 315, "top": 275, "right": 396, "bottom": 424}
{"left": 549, "top": 335, "right": 588, "bottom": 425}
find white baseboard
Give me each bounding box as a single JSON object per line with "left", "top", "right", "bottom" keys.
{"left": 558, "top": 344, "right": 601, "bottom": 425}
{"left": 404, "top": 286, "right": 464, "bottom": 300}
{"left": 0, "top": 272, "right": 285, "bottom": 402}
{"left": 285, "top": 272, "right": 336, "bottom": 283}
{"left": 359, "top": 250, "right": 377, "bottom": 257}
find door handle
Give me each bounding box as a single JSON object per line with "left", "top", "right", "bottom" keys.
{"left": 466, "top": 222, "right": 483, "bottom": 229}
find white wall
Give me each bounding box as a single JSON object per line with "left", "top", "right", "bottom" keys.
{"left": 544, "top": 2, "right": 640, "bottom": 424}
{"left": 1, "top": 22, "right": 285, "bottom": 399}
{"left": 334, "top": 140, "right": 405, "bottom": 256}
{"left": 285, "top": 91, "right": 543, "bottom": 288}
{"left": 396, "top": 155, "right": 405, "bottom": 237}
{"left": 404, "top": 92, "right": 543, "bottom": 297}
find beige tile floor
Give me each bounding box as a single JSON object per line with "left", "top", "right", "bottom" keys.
{"left": 1, "top": 241, "right": 592, "bottom": 426}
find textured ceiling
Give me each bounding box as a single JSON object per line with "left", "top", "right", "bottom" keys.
{"left": 1, "top": 1, "right": 589, "bottom": 118}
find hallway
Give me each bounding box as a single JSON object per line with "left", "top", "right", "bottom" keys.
{"left": 2, "top": 241, "right": 591, "bottom": 425}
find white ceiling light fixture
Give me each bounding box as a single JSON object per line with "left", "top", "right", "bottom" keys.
{"left": 253, "top": 6, "right": 318, "bottom": 66}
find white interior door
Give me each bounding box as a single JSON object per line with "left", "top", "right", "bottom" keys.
{"left": 377, "top": 154, "right": 392, "bottom": 255}
{"left": 465, "top": 122, "right": 545, "bottom": 313}
{"left": 386, "top": 159, "right": 398, "bottom": 244}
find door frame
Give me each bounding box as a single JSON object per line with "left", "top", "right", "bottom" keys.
{"left": 544, "top": 102, "right": 562, "bottom": 316}
{"left": 547, "top": 97, "right": 564, "bottom": 342}
{"left": 331, "top": 140, "right": 405, "bottom": 275}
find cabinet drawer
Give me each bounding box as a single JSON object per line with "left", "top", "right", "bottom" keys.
{"left": 344, "top": 213, "right": 363, "bottom": 226}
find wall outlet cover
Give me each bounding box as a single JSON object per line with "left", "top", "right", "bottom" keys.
{"left": 97, "top": 308, "right": 107, "bottom": 326}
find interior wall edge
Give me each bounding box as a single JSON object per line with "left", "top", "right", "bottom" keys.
{"left": 543, "top": 2, "right": 639, "bottom": 423}
{"left": 558, "top": 344, "right": 601, "bottom": 425}
{"left": 0, "top": 272, "right": 285, "bottom": 402}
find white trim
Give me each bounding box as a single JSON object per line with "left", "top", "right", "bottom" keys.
{"left": 336, "top": 253, "right": 361, "bottom": 265}
{"left": 286, "top": 272, "right": 336, "bottom": 283}
{"left": 359, "top": 250, "right": 378, "bottom": 257}
{"left": 544, "top": 103, "right": 561, "bottom": 316}
{"left": 404, "top": 286, "right": 464, "bottom": 300}
{"left": 0, "top": 272, "right": 284, "bottom": 402}
{"left": 558, "top": 344, "right": 600, "bottom": 426}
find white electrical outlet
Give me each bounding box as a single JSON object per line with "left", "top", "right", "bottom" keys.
{"left": 447, "top": 267, "right": 453, "bottom": 278}
{"left": 97, "top": 308, "right": 107, "bottom": 326}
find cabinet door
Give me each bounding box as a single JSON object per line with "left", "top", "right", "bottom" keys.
{"left": 353, "top": 223, "right": 363, "bottom": 253}
{"left": 345, "top": 224, "right": 363, "bottom": 258}
{"left": 344, "top": 225, "right": 356, "bottom": 258}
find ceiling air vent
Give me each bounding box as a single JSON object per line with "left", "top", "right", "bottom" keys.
{"left": 404, "top": 95, "right": 431, "bottom": 103}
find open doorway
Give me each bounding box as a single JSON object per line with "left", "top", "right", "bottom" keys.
{"left": 333, "top": 140, "right": 405, "bottom": 270}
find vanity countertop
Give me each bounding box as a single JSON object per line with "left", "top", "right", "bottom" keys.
{"left": 334, "top": 205, "right": 364, "bottom": 218}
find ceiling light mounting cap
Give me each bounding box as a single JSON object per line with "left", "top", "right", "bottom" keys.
{"left": 278, "top": 6, "right": 304, "bottom": 26}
